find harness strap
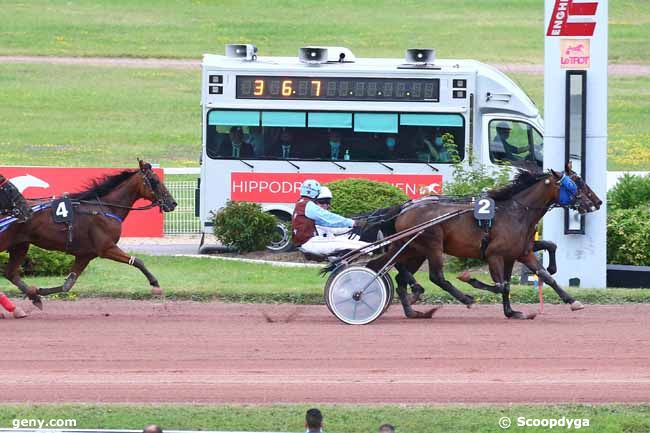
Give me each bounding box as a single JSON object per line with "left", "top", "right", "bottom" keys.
{"left": 0, "top": 178, "right": 8, "bottom": 188}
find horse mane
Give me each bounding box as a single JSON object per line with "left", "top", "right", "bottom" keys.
{"left": 487, "top": 170, "right": 549, "bottom": 201}
{"left": 70, "top": 170, "right": 138, "bottom": 200}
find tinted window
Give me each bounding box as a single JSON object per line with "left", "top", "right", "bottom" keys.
{"left": 206, "top": 110, "right": 465, "bottom": 163}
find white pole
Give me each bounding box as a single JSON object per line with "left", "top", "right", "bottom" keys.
{"left": 543, "top": 0, "right": 608, "bottom": 288}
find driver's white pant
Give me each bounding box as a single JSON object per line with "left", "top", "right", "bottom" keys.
{"left": 300, "top": 227, "right": 368, "bottom": 256}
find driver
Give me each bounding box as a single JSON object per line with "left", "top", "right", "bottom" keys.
{"left": 490, "top": 121, "right": 527, "bottom": 161}
{"left": 292, "top": 180, "right": 368, "bottom": 256}
{"left": 0, "top": 174, "right": 32, "bottom": 223}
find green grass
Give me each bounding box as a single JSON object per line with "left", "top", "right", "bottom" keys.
{"left": 1, "top": 0, "right": 648, "bottom": 64}
{"left": 0, "top": 64, "right": 200, "bottom": 167}
{"left": 1, "top": 255, "right": 648, "bottom": 303}
{"left": 1, "top": 63, "right": 648, "bottom": 170}
{"left": 1, "top": 404, "right": 649, "bottom": 433}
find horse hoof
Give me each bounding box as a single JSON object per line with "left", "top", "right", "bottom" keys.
{"left": 32, "top": 298, "right": 43, "bottom": 311}
{"left": 570, "top": 301, "right": 585, "bottom": 311}
{"left": 422, "top": 305, "right": 443, "bottom": 318}
{"left": 509, "top": 311, "right": 536, "bottom": 320}
{"left": 547, "top": 265, "right": 557, "bottom": 275}
{"left": 26, "top": 286, "right": 38, "bottom": 298}
{"left": 463, "top": 294, "right": 475, "bottom": 308}
{"left": 12, "top": 307, "right": 27, "bottom": 319}
{"left": 406, "top": 308, "right": 438, "bottom": 319}
{"left": 151, "top": 286, "right": 164, "bottom": 297}
{"left": 458, "top": 271, "right": 471, "bottom": 283}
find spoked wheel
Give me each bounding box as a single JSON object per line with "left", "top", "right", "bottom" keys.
{"left": 324, "top": 265, "right": 388, "bottom": 325}
{"left": 380, "top": 272, "right": 394, "bottom": 313}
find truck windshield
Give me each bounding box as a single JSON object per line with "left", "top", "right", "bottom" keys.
{"left": 205, "top": 110, "right": 465, "bottom": 163}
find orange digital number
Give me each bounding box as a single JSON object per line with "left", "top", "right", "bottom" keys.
{"left": 282, "top": 80, "right": 293, "bottom": 96}
{"left": 253, "top": 79, "right": 264, "bottom": 96}
{"left": 311, "top": 80, "right": 321, "bottom": 96}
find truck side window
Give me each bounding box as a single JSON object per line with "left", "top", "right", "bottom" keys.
{"left": 489, "top": 120, "right": 543, "bottom": 172}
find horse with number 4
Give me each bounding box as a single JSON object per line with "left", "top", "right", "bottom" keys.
{"left": 322, "top": 166, "right": 601, "bottom": 324}
{"left": 1, "top": 160, "right": 177, "bottom": 310}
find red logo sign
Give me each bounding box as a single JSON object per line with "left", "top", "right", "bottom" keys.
{"left": 546, "top": 0, "right": 598, "bottom": 37}
{"left": 231, "top": 172, "right": 444, "bottom": 203}
{"left": 0, "top": 167, "right": 164, "bottom": 237}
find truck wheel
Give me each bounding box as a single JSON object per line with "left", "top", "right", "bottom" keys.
{"left": 266, "top": 215, "right": 294, "bottom": 252}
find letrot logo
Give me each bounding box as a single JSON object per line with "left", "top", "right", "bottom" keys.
{"left": 560, "top": 39, "right": 591, "bottom": 69}
{"left": 546, "top": 0, "right": 598, "bottom": 37}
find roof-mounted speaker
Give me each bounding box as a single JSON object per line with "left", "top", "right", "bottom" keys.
{"left": 299, "top": 46, "right": 356, "bottom": 64}
{"left": 405, "top": 48, "right": 435, "bottom": 65}
{"left": 225, "top": 44, "right": 258, "bottom": 61}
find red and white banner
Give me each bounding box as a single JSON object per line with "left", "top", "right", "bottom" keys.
{"left": 0, "top": 167, "right": 164, "bottom": 237}
{"left": 546, "top": 0, "right": 598, "bottom": 37}
{"left": 231, "top": 172, "right": 443, "bottom": 203}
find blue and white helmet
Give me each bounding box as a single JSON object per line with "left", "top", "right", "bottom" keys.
{"left": 300, "top": 179, "right": 321, "bottom": 199}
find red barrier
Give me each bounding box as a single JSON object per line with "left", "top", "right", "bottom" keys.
{"left": 0, "top": 167, "right": 164, "bottom": 237}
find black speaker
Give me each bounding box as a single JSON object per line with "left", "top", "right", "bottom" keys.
{"left": 225, "top": 44, "right": 257, "bottom": 60}
{"left": 405, "top": 48, "right": 435, "bottom": 64}
{"left": 299, "top": 47, "right": 328, "bottom": 64}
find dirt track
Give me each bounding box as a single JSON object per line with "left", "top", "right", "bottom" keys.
{"left": 1, "top": 300, "right": 649, "bottom": 404}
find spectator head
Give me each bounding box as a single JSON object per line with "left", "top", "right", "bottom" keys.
{"left": 385, "top": 134, "right": 397, "bottom": 151}
{"left": 496, "top": 121, "right": 512, "bottom": 138}
{"left": 143, "top": 425, "right": 162, "bottom": 433}
{"left": 378, "top": 424, "right": 395, "bottom": 433}
{"left": 328, "top": 130, "right": 341, "bottom": 143}
{"left": 305, "top": 408, "right": 323, "bottom": 432}
{"left": 229, "top": 126, "right": 244, "bottom": 144}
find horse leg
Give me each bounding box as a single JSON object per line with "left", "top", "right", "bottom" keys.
{"left": 100, "top": 246, "right": 163, "bottom": 295}
{"left": 427, "top": 253, "right": 475, "bottom": 307}
{"left": 518, "top": 252, "right": 583, "bottom": 311}
{"left": 457, "top": 271, "right": 504, "bottom": 294}
{"left": 3, "top": 243, "right": 43, "bottom": 310}
{"left": 38, "top": 255, "right": 92, "bottom": 296}
{"left": 395, "top": 259, "right": 426, "bottom": 305}
{"left": 533, "top": 240, "right": 557, "bottom": 275}
{"left": 488, "top": 256, "right": 535, "bottom": 320}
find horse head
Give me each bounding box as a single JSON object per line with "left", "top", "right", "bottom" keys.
{"left": 564, "top": 162, "right": 602, "bottom": 212}
{"left": 137, "top": 160, "right": 177, "bottom": 212}
{"left": 0, "top": 176, "right": 32, "bottom": 223}
{"left": 548, "top": 166, "right": 598, "bottom": 214}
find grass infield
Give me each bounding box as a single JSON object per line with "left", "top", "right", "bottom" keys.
{"left": 0, "top": 255, "right": 648, "bottom": 304}
{"left": 1, "top": 0, "right": 648, "bottom": 64}
{"left": 1, "top": 404, "right": 649, "bottom": 433}
{"left": 0, "top": 64, "right": 648, "bottom": 170}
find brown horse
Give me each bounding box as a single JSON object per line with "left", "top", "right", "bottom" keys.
{"left": 2, "top": 161, "right": 177, "bottom": 309}
{"left": 366, "top": 169, "right": 599, "bottom": 320}
{"left": 0, "top": 176, "right": 32, "bottom": 318}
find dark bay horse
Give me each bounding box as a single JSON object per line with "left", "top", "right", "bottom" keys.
{"left": 2, "top": 161, "right": 177, "bottom": 309}
{"left": 365, "top": 169, "right": 599, "bottom": 320}
{"left": 0, "top": 175, "right": 32, "bottom": 317}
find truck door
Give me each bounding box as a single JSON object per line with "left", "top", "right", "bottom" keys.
{"left": 481, "top": 114, "right": 544, "bottom": 173}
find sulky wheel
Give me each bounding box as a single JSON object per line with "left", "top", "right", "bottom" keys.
{"left": 380, "top": 272, "right": 394, "bottom": 313}
{"left": 324, "top": 265, "right": 388, "bottom": 325}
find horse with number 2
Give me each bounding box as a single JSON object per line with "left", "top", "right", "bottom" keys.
{"left": 0, "top": 160, "right": 177, "bottom": 311}
{"left": 322, "top": 167, "right": 601, "bottom": 325}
